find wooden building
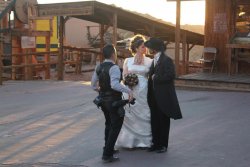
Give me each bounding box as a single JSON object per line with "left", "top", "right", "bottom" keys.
{"left": 205, "top": 0, "right": 250, "bottom": 74}
{"left": 37, "top": 1, "right": 204, "bottom": 79}
{"left": 200, "top": 0, "right": 250, "bottom": 74}
{"left": 171, "top": 0, "right": 250, "bottom": 75}
{"left": 4, "top": 0, "right": 250, "bottom": 84}
{"left": 0, "top": 0, "right": 204, "bottom": 84}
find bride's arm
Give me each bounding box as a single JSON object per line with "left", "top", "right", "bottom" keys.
{"left": 122, "top": 58, "right": 129, "bottom": 79}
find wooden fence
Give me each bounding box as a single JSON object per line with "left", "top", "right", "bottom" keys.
{"left": 0, "top": 46, "right": 131, "bottom": 84}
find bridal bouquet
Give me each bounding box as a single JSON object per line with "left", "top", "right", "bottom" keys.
{"left": 124, "top": 73, "right": 139, "bottom": 88}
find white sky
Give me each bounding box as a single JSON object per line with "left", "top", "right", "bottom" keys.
{"left": 37, "top": 0, "right": 205, "bottom": 25}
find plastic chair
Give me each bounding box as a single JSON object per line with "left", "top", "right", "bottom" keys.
{"left": 199, "top": 47, "right": 217, "bottom": 73}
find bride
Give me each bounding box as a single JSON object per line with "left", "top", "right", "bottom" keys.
{"left": 116, "top": 35, "right": 153, "bottom": 148}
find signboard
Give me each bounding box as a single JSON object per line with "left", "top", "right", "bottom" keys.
{"left": 38, "top": 3, "right": 94, "bottom": 17}
{"left": 21, "top": 36, "right": 36, "bottom": 49}
{"left": 213, "top": 13, "right": 227, "bottom": 33}
{"left": 36, "top": 16, "right": 58, "bottom": 52}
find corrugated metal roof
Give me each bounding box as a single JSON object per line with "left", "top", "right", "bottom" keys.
{"left": 38, "top": 1, "right": 204, "bottom": 45}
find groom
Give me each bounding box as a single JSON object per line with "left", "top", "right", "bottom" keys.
{"left": 145, "top": 37, "right": 182, "bottom": 153}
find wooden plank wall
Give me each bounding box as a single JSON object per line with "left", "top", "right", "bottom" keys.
{"left": 204, "top": 0, "right": 236, "bottom": 73}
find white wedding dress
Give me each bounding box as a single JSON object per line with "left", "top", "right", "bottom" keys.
{"left": 116, "top": 56, "right": 153, "bottom": 148}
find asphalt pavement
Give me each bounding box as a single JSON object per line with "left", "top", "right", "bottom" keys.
{"left": 0, "top": 81, "right": 250, "bottom": 167}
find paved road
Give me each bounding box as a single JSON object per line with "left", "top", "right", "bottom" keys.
{"left": 0, "top": 81, "right": 250, "bottom": 167}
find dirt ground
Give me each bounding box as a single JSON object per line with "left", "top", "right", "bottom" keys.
{"left": 63, "top": 72, "right": 94, "bottom": 81}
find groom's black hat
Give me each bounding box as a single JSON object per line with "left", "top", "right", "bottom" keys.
{"left": 144, "top": 37, "right": 166, "bottom": 52}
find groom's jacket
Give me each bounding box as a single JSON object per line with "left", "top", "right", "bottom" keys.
{"left": 147, "top": 53, "right": 182, "bottom": 120}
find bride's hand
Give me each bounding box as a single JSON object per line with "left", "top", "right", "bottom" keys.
{"left": 123, "top": 73, "right": 128, "bottom": 80}
{"left": 128, "top": 92, "right": 134, "bottom": 102}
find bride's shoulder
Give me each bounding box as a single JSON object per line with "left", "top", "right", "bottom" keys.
{"left": 127, "top": 57, "right": 134, "bottom": 60}
{"left": 125, "top": 57, "right": 134, "bottom": 63}
{"left": 144, "top": 56, "right": 152, "bottom": 61}
{"left": 144, "top": 56, "right": 153, "bottom": 64}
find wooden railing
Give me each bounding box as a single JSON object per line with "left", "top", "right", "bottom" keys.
{"left": 0, "top": 46, "right": 133, "bottom": 84}
{"left": 1, "top": 51, "right": 59, "bottom": 81}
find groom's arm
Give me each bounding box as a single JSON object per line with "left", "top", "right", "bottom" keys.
{"left": 154, "top": 57, "right": 176, "bottom": 84}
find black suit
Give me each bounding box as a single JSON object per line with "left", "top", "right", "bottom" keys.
{"left": 147, "top": 52, "right": 182, "bottom": 148}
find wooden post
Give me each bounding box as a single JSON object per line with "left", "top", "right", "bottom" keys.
{"left": 23, "top": 49, "right": 26, "bottom": 80}
{"left": 100, "top": 24, "right": 104, "bottom": 62}
{"left": 58, "top": 16, "right": 64, "bottom": 80}
{"left": 24, "top": 49, "right": 32, "bottom": 80}
{"left": 0, "top": 21, "right": 3, "bottom": 85}
{"left": 228, "top": 47, "right": 232, "bottom": 75}
{"left": 12, "top": 17, "right": 23, "bottom": 80}
{"left": 0, "top": 51, "right": 2, "bottom": 85}
{"left": 186, "top": 44, "right": 190, "bottom": 73}
{"left": 187, "top": 44, "right": 195, "bottom": 73}
{"left": 113, "top": 12, "right": 117, "bottom": 47}
{"left": 175, "top": 0, "right": 181, "bottom": 76}
{"left": 0, "top": 11, "right": 9, "bottom": 84}
{"left": 182, "top": 31, "right": 187, "bottom": 74}
{"left": 45, "top": 35, "right": 50, "bottom": 79}
{"left": 78, "top": 52, "right": 83, "bottom": 74}
{"left": 74, "top": 51, "right": 80, "bottom": 74}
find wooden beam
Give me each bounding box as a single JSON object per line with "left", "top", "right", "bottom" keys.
{"left": 188, "top": 44, "right": 195, "bottom": 51}
{"left": 100, "top": 23, "right": 104, "bottom": 62}
{"left": 3, "top": 62, "right": 57, "bottom": 69}
{"left": 104, "top": 25, "right": 110, "bottom": 33}
{"left": 0, "top": 20, "right": 3, "bottom": 85}
{"left": 89, "top": 24, "right": 110, "bottom": 46}
{"left": 29, "top": 16, "right": 53, "bottom": 20}
{"left": 74, "top": 51, "right": 80, "bottom": 74}
{"left": 63, "top": 46, "right": 101, "bottom": 54}
{"left": 45, "top": 35, "right": 51, "bottom": 79}
{"left": 186, "top": 44, "right": 190, "bottom": 73}
{"left": 58, "top": 16, "right": 64, "bottom": 80}
{"left": 1, "top": 51, "right": 59, "bottom": 57}
{"left": 0, "top": 55, "right": 2, "bottom": 85}
{"left": 11, "top": 30, "right": 51, "bottom": 37}
{"left": 12, "top": 18, "right": 23, "bottom": 80}
{"left": 24, "top": 49, "right": 33, "bottom": 80}
{"left": 78, "top": 52, "right": 83, "bottom": 74}
{"left": 182, "top": 31, "right": 187, "bottom": 74}
{"left": 226, "top": 43, "right": 250, "bottom": 49}
{"left": 37, "top": 2, "right": 94, "bottom": 17}
{"left": 0, "top": 11, "right": 9, "bottom": 83}
{"left": 175, "top": 0, "right": 181, "bottom": 76}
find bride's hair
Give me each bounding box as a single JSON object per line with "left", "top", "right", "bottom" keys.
{"left": 129, "top": 34, "right": 146, "bottom": 54}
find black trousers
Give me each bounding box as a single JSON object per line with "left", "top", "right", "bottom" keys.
{"left": 101, "top": 99, "right": 124, "bottom": 157}
{"left": 150, "top": 95, "right": 170, "bottom": 148}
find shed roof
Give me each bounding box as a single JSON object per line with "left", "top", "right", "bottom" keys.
{"left": 37, "top": 1, "right": 204, "bottom": 45}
